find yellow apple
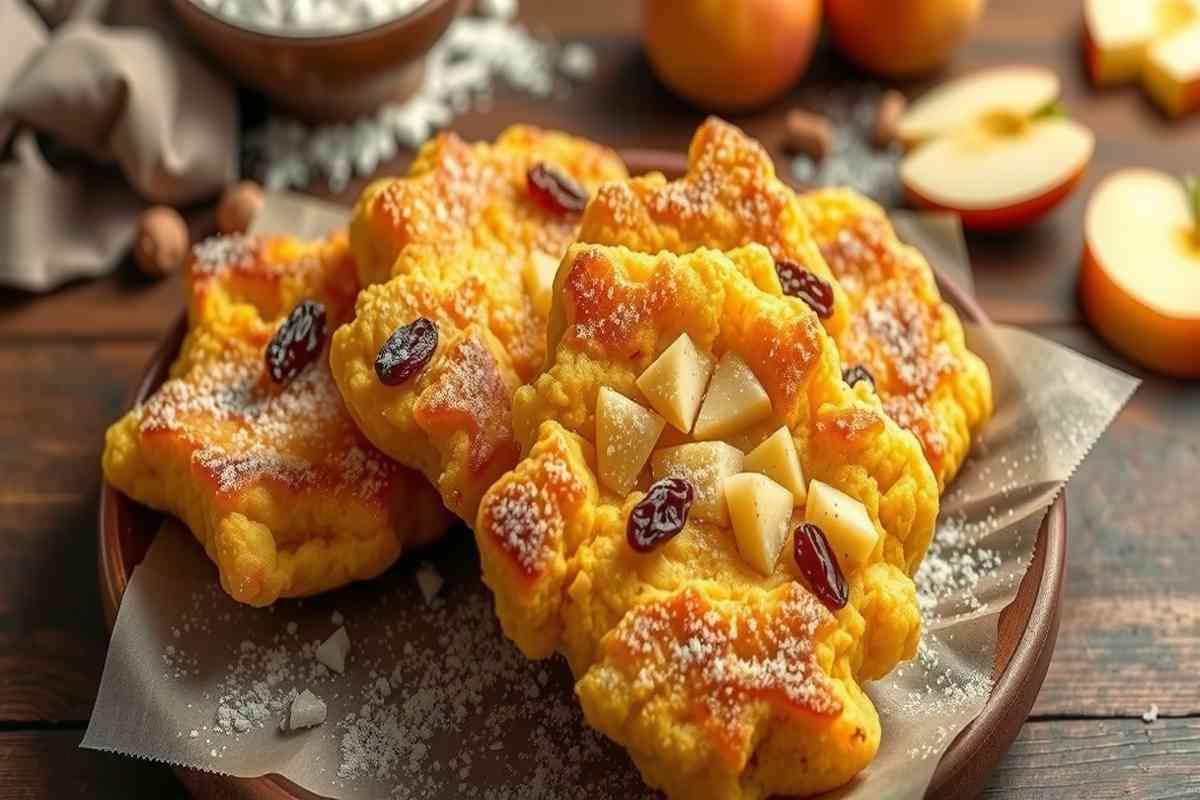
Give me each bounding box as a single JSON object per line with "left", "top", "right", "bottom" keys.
{"left": 1079, "top": 168, "right": 1200, "bottom": 378}
{"left": 897, "top": 66, "right": 1094, "bottom": 231}
{"left": 825, "top": 0, "right": 984, "bottom": 79}
{"left": 641, "top": 0, "right": 820, "bottom": 112}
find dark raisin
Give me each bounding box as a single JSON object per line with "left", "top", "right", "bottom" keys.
{"left": 775, "top": 259, "right": 835, "bottom": 319}
{"left": 627, "top": 477, "right": 695, "bottom": 552}
{"left": 375, "top": 317, "right": 438, "bottom": 386}
{"left": 842, "top": 365, "right": 875, "bottom": 390}
{"left": 265, "top": 300, "right": 326, "bottom": 384}
{"left": 527, "top": 162, "right": 588, "bottom": 214}
{"left": 793, "top": 522, "right": 849, "bottom": 611}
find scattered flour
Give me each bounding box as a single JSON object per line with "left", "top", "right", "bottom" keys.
{"left": 790, "top": 86, "right": 902, "bottom": 203}
{"left": 249, "top": 1, "right": 597, "bottom": 191}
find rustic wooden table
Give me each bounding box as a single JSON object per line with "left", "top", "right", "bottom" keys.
{"left": 3, "top": 1, "right": 1198, "bottom": 797}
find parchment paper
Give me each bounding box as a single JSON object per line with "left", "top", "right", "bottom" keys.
{"left": 83, "top": 200, "right": 1138, "bottom": 799}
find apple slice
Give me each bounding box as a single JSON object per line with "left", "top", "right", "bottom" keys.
{"left": 596, "top": 387, "right": 666, "bottom": 495}
{"left": 1144, "top": 22, "right": 1200, "bottom": 117}
{"left": 1084, "top": 0, "right": 1170, "bottom": 86}
{"left": 693, "top": 351, "right": 772, "bottom": 440}
{"left": 1084, "top": 0, "right": 1200, "bottom": 115}
{"left": 896, "top": 66, "right": 1094, "bottom": 231}
{"left": 744, "top": 426, "right": 807, "bottom": 503}
{"left": 524, "top": 250, "right": 561, "bottom": 318}
{"left": 651, "top": 441, "right": 744, "bottom": 526}
{"left": 1079, "top": 168, "right": 1200, "bottom": 377}
{"left": 636, "top": 333, "right": 715, "bottom": 434}
{"left": 803, "top": 480, "right": 879, "bottom": 569}
{"left": 725, "top": 473, "right": 794, "bottom": 576}
{"left": 895, "top": 66, "right": 1061, "bottom": 146}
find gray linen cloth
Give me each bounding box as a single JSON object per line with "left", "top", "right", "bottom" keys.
{"left": 0, "top": 0, "right": 237, "bottom": 291}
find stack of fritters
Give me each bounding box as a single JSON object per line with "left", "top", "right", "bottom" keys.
{"left": 102, "top": 119, "right": 993, "bottom": 799}
{"left": 103, "top": 232, "right": 452, "bottom": 606}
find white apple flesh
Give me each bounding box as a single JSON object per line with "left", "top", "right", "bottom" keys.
{"left": 897, "top": 66, "right": 1094, "bottom": 231}
{"left": 1080, "top": 168, "right": 1200, "bottom": 377}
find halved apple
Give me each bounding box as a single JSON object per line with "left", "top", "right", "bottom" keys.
{"left": 1079, "top": 168, "right": 1200, "bottom": 377}
{"left": 897, "top": 66, "right": 1094, "bottom": 231}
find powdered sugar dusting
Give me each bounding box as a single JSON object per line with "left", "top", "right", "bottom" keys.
{"left": 609, "top": 586, "right": 840, "bottom": 737}
{"left": 153, "top": 535, "right": 649, "bottom": 799}
{"left": 191, "top": 234, "right": 259, "bottom": 276}
{"left": 481, "top": 446, "right": 583, "bottom": 576}
{"left": 138, "top": 350, "right": 394, "bottom": 498}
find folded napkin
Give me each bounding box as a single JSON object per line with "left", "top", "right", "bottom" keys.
{"left": 0, "top": 0, "right": 237, "bottom": 292}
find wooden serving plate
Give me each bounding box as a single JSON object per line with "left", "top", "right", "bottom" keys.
{"left": 98, "top": 149, "right": 1066, "bottom": 800}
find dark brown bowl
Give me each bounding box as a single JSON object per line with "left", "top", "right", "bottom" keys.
{"left": 98, "top": 148, "right": 1065, "bottom": 800}
{"left": 171, "top": 0, "right": 460, "bottom": 122}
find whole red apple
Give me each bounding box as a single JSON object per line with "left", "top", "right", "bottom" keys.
{"left": 642, "top": 0, "right": 821, "bottom": 113}
{"left": 826, "top": 0, "right": 984, "bottom": 78}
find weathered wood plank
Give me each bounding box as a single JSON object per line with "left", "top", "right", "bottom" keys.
{"left": 1028, "top": 325, "right": 1200, "bottom": 717}
{"left": 0, "top": 731, "right": 184, "bottom": 799}
{"left": 982, "top": 718, "right": 1200, "bottom": 799}
{"left": 0, "top": 342, "right": 152, "bottom": 720}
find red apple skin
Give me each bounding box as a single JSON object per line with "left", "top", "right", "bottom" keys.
{"left": 1080, "top": 241, "right": 1200, "bottom": 378}
{"left": 826, "top": 0, "right": 983, "bottom": 78}
{"left": 642, "top": 0, "right": 820, "bottom": 113}
{"left": 1082, "top": 27, "right": 1104, "bottom": 86}
{"left": 902, "top": 164, "right": 1087, "bottom": 231}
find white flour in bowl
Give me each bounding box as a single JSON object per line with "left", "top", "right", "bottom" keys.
{"left": 194, "top": 0, "right": 431, "bottom": 34}
{"left": 245, "top": 1, "right": 597, "bottom": 191}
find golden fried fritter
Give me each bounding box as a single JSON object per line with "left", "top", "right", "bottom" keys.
{"left": 578, "top": 116, "right": 850, "bottom": 336}
{"left": 103, "top": 233, "right": 453, "bottom": 606}
{"left": 332, "top": 127, "right": 627, "bottom": 523}
{"left": 475, "top": 244, "right": 939, "bottom": 800}
{"left": 797, "top": 188, "right": 993, "bottom": 489}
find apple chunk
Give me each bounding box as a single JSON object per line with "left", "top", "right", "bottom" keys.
{"left": 1079, "top": 168, "right": 1200, "bottom": 377}
{"left": 897, "top": 66, "right": 1094, "bottom": 231}
{"left": 725, "top": 473, "right": 794, "bottom": 576}
{"left": 693, "top": 351, "right": 772, "bottom": 440}
{"left": 1144, "top": 23, "right": 1200, "bottom": 117}
{"left": 524, "top": 250, "right": 561, "bottom": 318}
{"left": 636, "top": 333, "right": 715, "bottom": 433}
{"left": 1084, "top": 0, "right": 1169, "bottom": 86}
{"left": 596, "top": 387, "right": 666, "bottom": 495}
{"left": 744, "top": 426, "right": 807, "bottom": 502}
{"left": 1084, "top": 0, "right": 1200, "bottom": 116}
{"left": 651, "top": 441, "right": 744, "bottom": 526}
{"left": 804, "top": 480, "right": 879, "bottom": 569}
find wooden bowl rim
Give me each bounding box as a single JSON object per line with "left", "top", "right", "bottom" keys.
{"left": 171, "top": 0, "right": 458, "bottom": 45}
{"left": 97, "top": 147, "right": 1066, "bottom": 799}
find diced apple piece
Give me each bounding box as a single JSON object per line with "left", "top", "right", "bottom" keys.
{"left": 651, "top": 441, "right": 744, "bottom": 526}
{"left": 524, "top": 250, "right": 561, "bottom": 317}
{"left": 744, "top": 426, "right": 807, "bottom": 502}
{"left": 692, "top": 351, "right": 772, "bottom": 440}
{"left": 1144, "top": 23, "right": 1200, "bottom": 117}
{"left": 1084, "top": 0, "right": 1164, "bottom": 86}
{"left": 725, "top": 473, "right": 794, "bottom": 576}
{"left": 1079, "top": 168, "right": 1200, "bottom": 377}
{"left": 804, "top": 480, "right": 879, "bottom": 568}
{"left": 636, "top": 333, "right": 715, "bottom": 433}
{"left": 596, "top": 386, "right": 667, "bottom": 495}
